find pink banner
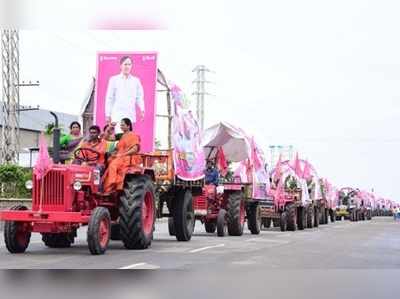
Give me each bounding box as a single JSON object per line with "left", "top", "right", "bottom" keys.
{"left": 95, "top": 52, "right": 157, "bottom": 153}
{"left": 250, "top": 137, "right": 270, "bottom": 199}
{"left": 171, "top": 84, "right": 205, "bottom": 181}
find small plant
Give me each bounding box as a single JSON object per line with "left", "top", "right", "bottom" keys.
{"left": 0, "top": 164, "right": 32, "bottom": 198}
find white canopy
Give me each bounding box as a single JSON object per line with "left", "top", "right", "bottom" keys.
{"left": 202, "top": 122, "right": 251, "bottom": 162}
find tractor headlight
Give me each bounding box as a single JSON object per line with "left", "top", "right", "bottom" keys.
{"left": 25, "top": 180, "right": 33, "bottom": 190}
{"left": 73, "top": 181, "right": 82, "bottom": 191}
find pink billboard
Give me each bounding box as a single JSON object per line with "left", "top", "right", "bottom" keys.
{"left": 95, "top": 52, "right": 157, "bottom": 153}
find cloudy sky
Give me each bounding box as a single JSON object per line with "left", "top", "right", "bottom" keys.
{"left": 1, "top": 0, "right": 399, "bottom": 201}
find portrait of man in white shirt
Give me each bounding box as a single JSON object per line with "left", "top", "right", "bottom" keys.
{"left": 105, "top": 56, "right": 145, "bottom": 132}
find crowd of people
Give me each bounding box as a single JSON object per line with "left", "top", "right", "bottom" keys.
{"left": 60, "top": 118, "right": 141, "bottom": 193}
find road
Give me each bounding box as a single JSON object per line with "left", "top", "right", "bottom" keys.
{"left": 0, "top": 217, "right": 399, "bottom": 270}
{"left": 1, "top": 217, "right": 399, "bottom": 298}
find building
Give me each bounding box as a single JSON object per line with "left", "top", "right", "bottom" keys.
{"left": 0, "top": 106, "right": 78, "bottom": 167}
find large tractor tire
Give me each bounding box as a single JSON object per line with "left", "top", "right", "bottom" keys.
{"left": 262, "top": 218, "right": 272, "bottom": 229}
{"left": 247, "top": 204, "right": 261, "bottom": 235}
{"left": 280, "top": 212, "right": 288, "bottom": 232}
{"left": 217, "top": 209, "right": 227, "bottom": 237}
{"left": 4, "top": 205, "right": 31, "bottom": 254}
{"left": 119, "top": 175, "right": 155, "bottom": 249}
{"left": 314, "top": 208, "right": 320, "bottom": 228}
{"left": 306, "top": 207, "right": 314, "bottom": 229}
{"left": 42, "top": 231, "right": 75, "bottom": 248}
{"left": 324, "top": 209, "right": 329, "bottom": 224}
{"left": 173, "top": 189, "right": 195, "bottom": 241}
{"left": 319, "top": 208, "right": 325, "bottom": 225}
{"left": 272, "top": 218, "right": 280, "bottom": 227}
{"left": 226, "top": 192, "right": 245, "bottom": 236}
{"left": 287, "top": 206, "right": 297, "bottom": 231}
{"left": 297, "top": 207, "right": 306, "bottom": 230}
{"left": 168, "top": 217, "right": 176, "bottom": 236}
{"left": 87, "top": 207, "right": 111, "bottom": 255}
{"left": 205, "top": 221, "right": 216, "bottom": 233}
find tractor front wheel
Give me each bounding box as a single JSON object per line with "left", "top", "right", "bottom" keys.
{"left": 280, "top": 212, "right": 288, "bottom": 232}
{"left": 205, "top": 221, "right": 216, "bottom": 233}
{"left": 287, "top": 206, "right": 297, "bottom": 231}
{"left": 4, "top": 205, "right": 31, "bottom": 254}
{"left": 119, "top": 175, "right": 155, "bottom": 249}
{"left": 247, "top": 204, "right": 261, "bottom": 235}
{"left": 306, "top": 207, "right": 314, "bottom": 228}
{"left": 297, "top": 207, "right": 306, "bottom": 230}
{"left": 168, "top": 217, "right": 176, "bottom": 236}
{"left": 314, "top": 208, "right": 320, "bottom": 228}
{"left": 173, "top": 189, "right": 195, "bottom": 241}
{"left": 217, "top": 209, "right": 227, "bottom": 237}
{"left": 87, "top": 207, "right": 111, "bottom": 255}
{"left": 226, "top": 192, "right": 245, "bottom": 236}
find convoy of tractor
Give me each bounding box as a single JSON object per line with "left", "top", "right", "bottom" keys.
{"left": 0, "top": 70, "right": 395, "bottom": 255}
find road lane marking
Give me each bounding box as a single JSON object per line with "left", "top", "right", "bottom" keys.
{"left": 119, "top": 263, "right": 147, "bottom": 269}
{"left": 189, "top": 244, "right": 225, "bottom": 253}
{"left": 245, "top": 238, "right": 290, "bottom": 244}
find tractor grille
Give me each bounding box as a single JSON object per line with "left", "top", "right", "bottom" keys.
{"left": 33, "top": 170, "right": 65, "bottom": 209}
{"left": 193, "top": 196, "right": 207, "bottom": 211}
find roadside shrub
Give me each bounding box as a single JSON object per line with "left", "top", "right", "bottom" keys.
{"left": 0, "top": 164, "right": 32, "bottom": 198}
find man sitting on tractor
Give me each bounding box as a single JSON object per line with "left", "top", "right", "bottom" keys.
{"left": 74, "top": 125, "right": 107, "bottom": 170}
{"left": 204, "top": 160, "right": 219, "bottom": 185}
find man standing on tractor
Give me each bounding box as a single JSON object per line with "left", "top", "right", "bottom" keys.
{"left": 204, "top": 160, "right": 219, "bottom": 185}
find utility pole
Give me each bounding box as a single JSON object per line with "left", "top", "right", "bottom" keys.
{"left": 1, "top": 29, "right": 20, "bottom": 164}
{"left": 192, "top": 65, "right": 214, "bottom": 130}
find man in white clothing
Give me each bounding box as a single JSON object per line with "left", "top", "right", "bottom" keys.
{"left": 105, "top": 56, "right": 145, "bottom": 132}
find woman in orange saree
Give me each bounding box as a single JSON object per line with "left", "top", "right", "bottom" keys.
{"left": 103, "top": 118, "right": 142, "bottom": 192}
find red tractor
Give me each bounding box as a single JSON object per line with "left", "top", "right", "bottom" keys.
{"left": 0, "top": 147, "right": 159, "bottom": 255}
{"left": 189, "top": 122, "right": 263, "bottom": 237}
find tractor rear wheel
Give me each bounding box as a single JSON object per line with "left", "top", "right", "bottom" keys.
{"left": 324, "top": 209, "right": 329, "bottom": 224}
{"left": 42, "top": 231, "right": 75, "bottom": 248}
{"left": 4, "top": 205, "right": 31, "bottom": 254}
{"left": 287, "top": 206, "right": 297, "bottom": 231}
{"left": 87, "top": 207, "right": 111, "bottom": 255}
{"left": 280, "top": 212, "right": 288, "bottom": 232}
{"left": 247, "top": 204, "right": 261, "bottom": 235}
{"left": 306, "top": 207, "right": 314, "bottom": 229}
{"left": 217, "top": 209, "right": 227, "bottom": 237}
{"left": 119, "top": 175, "right": 155, "bottom": 249}
{"left": 297, "top": 207, "right": 306, "bottom": 230}
{"left": 227, "top": 192, "right": 245, "bottom": 236}
{"left": 168, "top": 217, "right": 176, "bottom": 236}
{"left": 173, "top": 189, "right": 195, "bottom": 241}
{"left": 319, "top": 208, "right": 325, "bottom": 225}
{"left": 262, "top": 218, "right": 272, "bottom": 229}
{"left": 205, "top": 221, "right": 216, "bottom": 233}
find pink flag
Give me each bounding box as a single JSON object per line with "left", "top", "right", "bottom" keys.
{"left": 274, "top": 176, "right": 284, "bottom": 205}
{"left": 34, "top": 134, "right": 52, "bottom": 180}
{"left": 274, "top": 154, "right": 282, "bottom": 182}
{"left": 250, "top": 137, "right": 263, "bottom": 170}
{"left": 302, "top": 160, "right": 312, "bottom": 180}
{"left": 216, "top": 147, "right": 228, "bottom": 176}
{"left": 293, "top": 152, "right": 302, "bottom": 177}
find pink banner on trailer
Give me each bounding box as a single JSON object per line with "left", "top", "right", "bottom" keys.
{"left": 250, "top": 137, "right": 270, "bottom": 199}
{"left": 95, "top": 52, "right": 157, "bottom": 153}
{"left": 170, "top": 84, "right": 205, "bottom": 181}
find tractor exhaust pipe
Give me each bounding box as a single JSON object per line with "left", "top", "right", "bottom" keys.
{"left": 50, "top": 111, "right": 60, "bottom": 164}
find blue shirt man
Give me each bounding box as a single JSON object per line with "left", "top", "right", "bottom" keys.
{"left": 204, "top": 161, "right": 219, "bottom": 185}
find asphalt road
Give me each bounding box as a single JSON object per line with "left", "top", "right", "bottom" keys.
{"left": 1, "top": 217, "right": 399, "bottom": 299}
{"left": 0, "top": 217, "right": 399, "bottom": 270}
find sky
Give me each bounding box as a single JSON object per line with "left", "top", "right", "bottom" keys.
{"left": 1, "top": 0, "right": 399, "bottom": 201}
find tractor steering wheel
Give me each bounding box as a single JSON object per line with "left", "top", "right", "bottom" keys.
{"left": 74, "top": 147, "right": 100, "bottom": 163}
